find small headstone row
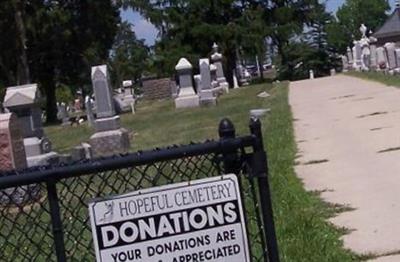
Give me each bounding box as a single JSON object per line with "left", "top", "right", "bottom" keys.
{"left": 174, "top": 43, "right": 231, "bottom": 109}
{"left": 342, "top": 24, "right": 400, "bottom": 75}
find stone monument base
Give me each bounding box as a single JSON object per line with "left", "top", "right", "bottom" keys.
{"left": 200, "top": 90, "right": 217, "bottom": 106}
{"left": 89, "top": 128, "right": 130, "bottom": 158}
{"left": 27, "top": 152, "right": 59, "bottom": 167}
{"left": 175, "top": 95, "right": 200, "bottom": 109}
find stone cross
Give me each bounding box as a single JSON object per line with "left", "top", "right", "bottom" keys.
{"left": 91, "top": 65, "right": 116, "bottom": 118}
{"left": 0, "top": 113, "right": 27, "bottom": 171}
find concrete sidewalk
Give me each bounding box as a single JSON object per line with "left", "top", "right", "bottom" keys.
{"left": 290, "top": 75, "right": 400, "bottom": 261}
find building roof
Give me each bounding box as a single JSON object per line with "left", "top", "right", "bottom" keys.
{"left": 373, "top": 7, "right": 400, "bottom": 39}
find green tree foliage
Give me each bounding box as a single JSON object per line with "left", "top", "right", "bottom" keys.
{"left": 0, "top": 0, "right": 120, "bottom": 123}
{"left": 327, "top": 0, "right": 390, "bottom": 53}
{"left": 109, "top": 21, "right": 149, "bottom": 87}
{"left": 122, "top": 0, "right": 265, "bottom": 84}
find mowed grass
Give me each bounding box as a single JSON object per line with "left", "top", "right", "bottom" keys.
{"left": 45, "top": 82, "right": 358, "bottom": 261}
{"left": 346, "top": 71, "right": 400, "bottom": 87}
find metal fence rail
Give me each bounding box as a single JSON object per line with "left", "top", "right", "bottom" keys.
{"left": 0, "top": 118, "right": 279, "bottom": 262}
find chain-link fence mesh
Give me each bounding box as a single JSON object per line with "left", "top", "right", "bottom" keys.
{"left": 0, "top": 144, "right": 267, "bottom": 261}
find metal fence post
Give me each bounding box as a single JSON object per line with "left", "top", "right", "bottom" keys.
{"left": 249, "top": 117, "right": 280, "bottom": 262}
{"left": 46, "top": 180, "right": 67, "bottom": 262}
{"left": 218, "top": 118, "right": 240, "bottom": 174}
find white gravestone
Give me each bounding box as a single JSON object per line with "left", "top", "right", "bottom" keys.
{"left": 174, "top": 58, "right": 199, "bottom": 109}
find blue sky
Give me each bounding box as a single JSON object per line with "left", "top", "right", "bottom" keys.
{"left": 121, "top": 0, "right": 398, "bottom": 46}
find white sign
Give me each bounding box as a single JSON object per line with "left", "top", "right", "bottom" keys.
{"left": 88, "top": 174, "right": 250, "bottom": 262}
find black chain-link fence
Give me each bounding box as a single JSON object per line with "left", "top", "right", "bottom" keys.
{"left": 0, "top": 118, "right": 279, "bottom": 262}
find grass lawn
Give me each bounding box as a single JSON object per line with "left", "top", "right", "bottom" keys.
{"left": 346, "top": 71, "right": 400, "bottom": 87}
{"left": 44, "top": 82, "right": 359, "bottom": 261}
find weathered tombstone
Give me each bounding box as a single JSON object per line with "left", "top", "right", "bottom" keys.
{"left": 198, "top": 59, "right": 217, "bottom": 106}
{"left": 341, "top": 56, "right": 349, "bottom": 72}
{"left": 384, "top": 42, "right": 397, "bottom": 73}
{"left": 194, "top": 74, "right": 201, "bottom": 93}
{"left": 309, "top": 70, "right": 314, "bottom": 80}
{"left": 0, "top": 113, "right": 42, "bottom": 205}
{"left": 233, "top": 70, "right": 239, "bottom": 89}
{"left": 114, "top": 80, "right": 136, "bottom": 114}
{"left": 85, "top": 96, "right": 95, "bottom": 127}
{"left": 174, "top": 58, "right": 200, "bottom": 108}
{"left": 395, "top": 49, "right": 400, "bottom": 74}
{"left": 210, "top": 64, "right": 219, "bottom": 88}
{"left": 353, "top": 41, "right": 362, "bottom": 71}
{"left": 3, "top": 84, "right": 58, "bottom": 167}
{"left": 0, "top": 113, "right": 26, "bottom": 171}
{"left": 330, "top": 69, "right": 336, "bottom": 76}
{"left": 89, "top": 65, "right": 130, "bottom": 157}
{"left": 236, "top": 64, "right": 249, "bottom": 86}
{"left": 210, "top": 43, "right": 229, "bottom": 90}
{"left": 57, "top": 102, "right": 70, "bottom": 126}
{"left": 376, "top": 47, "right": 387, "bottom": 70}
{"left": 347, "top": 47, "right": 354, "bottom": 67}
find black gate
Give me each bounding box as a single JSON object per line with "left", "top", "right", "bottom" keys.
{"left": 0, "top": 117, "right": 279, "bottom": 262}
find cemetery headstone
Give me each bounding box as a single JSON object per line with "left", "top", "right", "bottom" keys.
{"left": 233, "top": 70, "right": 239, "bottom": 89}
{"left": 309, "top": 70, "right": 314, "bottom": 80}
{"left": 0, "top": 112, "right": 42, "bottom": 205}
{"left": 85, "top": 96, "right": 95, "bottom": 127}
{"left": 353, "top": 41, "right": 362, "bottom": 71}
{"left": 347, "top": 47, "right": 354, "bottom": 68}
{"left": 341, "top": 56, "right": 349, "bottom": 72}
{"left": 384, "top": 42, "right": 397, "bottom": 72}
{"left": 3, "top": 84, "right": 58, "bottom": 167}
{"left": 89, "top": 65, "right": 130, "bottom": 157}
{"left": 199, "top": 59, "right": 217, "bottom": 106}
{"left": 114, "top": 80, "right": 136, "bottom": 114}
{"left": 0, "top": 113, "right": 26, "bottom": 171}
{"left": 174, "top": 58, "right": 200, "bottom": 108}
{"left": 376, "top": 47, "right": 387, "bottom": 70}
{"left": 210, "top": 43, "right": 229, "bottom": 90}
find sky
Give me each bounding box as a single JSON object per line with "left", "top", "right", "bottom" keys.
{"left": 121, "top": 0, "right": 398, "bottom": 46}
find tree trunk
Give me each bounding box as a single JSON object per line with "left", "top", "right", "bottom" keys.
{"left": 42, "top": 75, "right": 58, "bottom": 124}
{"left": 225, "top": 46, "right": 236, "bottom": 88}
{"left": 13, "top": 0, "right": 30, "bottom": 85}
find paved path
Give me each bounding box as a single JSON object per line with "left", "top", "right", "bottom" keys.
{"left": 290, "top": 75, "right": 400, "bottom": 261}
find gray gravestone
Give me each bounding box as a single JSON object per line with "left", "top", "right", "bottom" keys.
{"left": 3, "top": 84, "right": 58, "bottom": 167}
{"left": 384, "top": 43, "right": 397, "bottom": 71}
{"left": 347, "top": 47, "right": 354, "bottom": 66}
{"left": 89, "top": 65, "right": 130, "bottom": 157}
{"left": 91, "top": 65, "right": 116, "bottom": 118}
{"left": 85, "top": 96, "right": 95, "bottom": 127}
{"left": 210, "top": 43, "right": 229, "bottom": 90}
{"left": 376, "top": 47, "right": 387, "bottom": 69}
{"left": 341, "top": 56, "right": 348, "bottom": 72}
{"left": 199, "top": 59, "right": 217, "bottom": 106}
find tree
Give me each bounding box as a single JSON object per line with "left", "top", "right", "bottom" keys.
{"left": 328, "top": 0, "right": 390, "bottom": 53}
{"left": 109, "top": 21, "right": 149, "bottom": 87}
{"left": 121, "top": 0, "right": 265, "bottom": 85}
{"left": 24, "top": 0, "right": 120, "bottom": 123}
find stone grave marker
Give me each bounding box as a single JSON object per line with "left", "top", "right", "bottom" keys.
{"left": 3, "top": 84, "right": 58, "bottom": 167}
{"left": 90, "top": 65, "right": 130, "bottom": 157}
{"left": 210, "top": 43, "right": 229, "bottom": 90}
{"left": 174, "top": 58, "right": 199, "bottom": 108}
{"left": 384, "top": 42, "right": 397, "bottom": 71}
{"left": 199, "top": 58, "right": 217, "bottom": 106}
